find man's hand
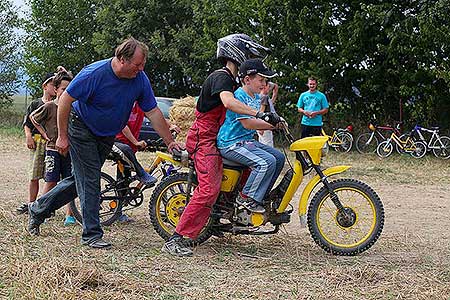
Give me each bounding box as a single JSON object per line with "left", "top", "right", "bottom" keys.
{"left": 26, "top": 135, "right": 35, "bottom": 149}
{"left": 167, "top": 141, "right": 185, "bottom": 154}
{"left": 309, "top": 111, "right": 318, "bottom": 118}
{"left": 255, "top": 112, "right": 282, "bottom": 126}
{"left": 56, "top": 135, "right": 70, "bottom": 156}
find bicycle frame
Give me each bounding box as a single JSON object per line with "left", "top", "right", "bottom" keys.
{"left": 386, "top": 132, "right": 415, "bottom": 152}
{"left": 412, "top": 125, "right": 444, "bottom": 149}
{"left": 322, "top": 128, "right": 349, "bottom": 147}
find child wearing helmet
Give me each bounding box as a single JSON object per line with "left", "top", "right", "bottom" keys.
{"left": 162, "top": 34, "right": 278, "bottom": 257}
{"left": 217, "top": 58, "right": 285, "bottom": 213}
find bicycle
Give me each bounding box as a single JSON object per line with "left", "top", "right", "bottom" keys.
{"left": 399, "top": 125, "right": 450, "bottom": 159}
{"left": 376, "top": 128, "right": 427, "bottom": 159}
{"left": 69, "top": 138, "right": 181, "bottom": 226}
{"left": 321, "top": 125, "right": 353, "bottom": 153}
{"left": 355, "top": 121, "right": 402, "bottom": 154}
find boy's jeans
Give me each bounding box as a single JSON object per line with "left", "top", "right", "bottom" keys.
{"left": 29, "top": 111, "right": 114, "bottom": 244}
{"left": 219, "top": 140, "right": 285, "bottom": 202}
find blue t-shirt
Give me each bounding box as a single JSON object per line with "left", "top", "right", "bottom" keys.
{"left": 217, "top": 87, "right": 260, "bottom": 149}
{"left": 296, "top": 90, "right": 329, "bottom": 126}
{"left": 67, "top": 58, "right": 157, "bottom": 136}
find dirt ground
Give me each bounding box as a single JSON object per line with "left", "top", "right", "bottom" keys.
{"left": 0, "top": 132, "right": 449, "bottom": 300}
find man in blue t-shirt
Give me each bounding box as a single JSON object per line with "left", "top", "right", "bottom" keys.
{"left": 28, "top": 37, "right": 182, "bottom": 248}
{"left": 297, "top": 77, "right": 329, "bottom": 138}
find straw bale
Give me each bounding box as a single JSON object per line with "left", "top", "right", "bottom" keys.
{"left": 169, "top": 95, "right": 197, "bottom": 142}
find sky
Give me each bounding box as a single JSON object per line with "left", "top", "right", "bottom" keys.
{"left": 13, "top": 0, "right": 27, "bottom": 13}
{"left": 12, "top": 0, "right": 29, "bottom": 94}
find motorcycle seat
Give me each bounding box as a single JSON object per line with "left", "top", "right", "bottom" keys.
{"left": 222, "top": 158, "right": 246, "bottom": 169}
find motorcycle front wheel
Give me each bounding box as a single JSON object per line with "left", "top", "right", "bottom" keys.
{"left": 148, "top": 172, "right": 213, "bottom": 245}
{"left": 307, "top": 179, "right": 384, "bottom": 255}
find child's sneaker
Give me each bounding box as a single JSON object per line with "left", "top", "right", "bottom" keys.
{"left": 118, "top": 214, "right": 135, "bottom": 223}
{"left": 236, "top": 194, "right": 265, "bottom": 213}
{"left": 138, "top": 172, "right": 157, "bottom": 186}
{"left": 64, "top": 215, "right": 76, "bottom": 226}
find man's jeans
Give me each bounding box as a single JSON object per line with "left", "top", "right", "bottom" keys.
{"left": 29, "top": 111, "right": 114, "bottom": 244}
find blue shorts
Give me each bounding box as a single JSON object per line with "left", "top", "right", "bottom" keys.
{"left": 44, "top": 149, "right": 72, "bottom": 182}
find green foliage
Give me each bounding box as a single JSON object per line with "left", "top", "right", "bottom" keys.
{"left": 23, "top": 0, "right": 101, "bottom": 97}
{"left": 0, "top": 0, "right": 21, "bottom": 109}
{"left": 22, "top": 0, "right": 450, "bottom": 129}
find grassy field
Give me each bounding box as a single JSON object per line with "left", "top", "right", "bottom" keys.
{"left": 0, "top": 132, "right": 449, "bottom": 299}
{"left": 11, "top": 95, "right": 29, "bottom": 114}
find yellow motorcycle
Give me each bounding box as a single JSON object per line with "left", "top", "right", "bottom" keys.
{"left": 149, "top": 123, "right": 384, "bottom": 255}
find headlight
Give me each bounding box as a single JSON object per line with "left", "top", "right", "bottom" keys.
{"left": 368, "top": 124, "right": 376, "bottom": 131}
{"left": 321, "top": 142, "right": 329, "bottom": 157}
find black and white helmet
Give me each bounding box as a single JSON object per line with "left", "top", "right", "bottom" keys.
{"left": 216, "top": 34, "right": 271, "bottom": 66}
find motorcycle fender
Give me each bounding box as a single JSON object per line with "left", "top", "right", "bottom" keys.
{"left": 154, "top": 151, "right": 185, "bottom": 166}
{"left": 298, "top": 165, "right": 351, "bottom": 226}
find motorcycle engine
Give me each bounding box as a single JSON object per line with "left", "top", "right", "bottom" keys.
{"left": 235, "top": 208, "right": 265, "bottom": 226}
{"left": 236, "top": 208, "right": 253, "bottom": 226}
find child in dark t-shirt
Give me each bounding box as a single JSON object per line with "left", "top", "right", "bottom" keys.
{"left": 30, "top": 68, "right": 76, "bottom": 226}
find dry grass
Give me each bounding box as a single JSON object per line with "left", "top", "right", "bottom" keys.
{"left": 1, "top": 133, "right": 450, "bottom": 299}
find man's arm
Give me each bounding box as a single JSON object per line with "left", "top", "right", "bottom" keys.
{"left": 310, "top": 108, "right": 329, "bottom": 118}
{"left": 144, "top": 107, "right": 183, "bottom": 152}
{"left": 56, "top": 91, "right": 76, "bottom": 155}
{"left": 220, "top": 91, "right": 258, "bottom": 116}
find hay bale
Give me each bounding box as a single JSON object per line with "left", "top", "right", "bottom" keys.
{"left": 169, "top": 95, "right": 197, "bottom": 142}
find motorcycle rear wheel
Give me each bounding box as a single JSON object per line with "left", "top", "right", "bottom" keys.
{"left": 148, "top": 172, "right": 214, "bottom": 245}
{"left": 307, "top": 179, "right": 384, "bottom": 255}
{"left": 70, "top": 172, "right": 122, "bottom": 226}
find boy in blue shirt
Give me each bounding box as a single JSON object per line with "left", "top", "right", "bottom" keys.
{"left": 218, "top": 59, "right": 285, "bottom": 213}
{"left": 297, "top": 77, "right": 329, "bottom": 138}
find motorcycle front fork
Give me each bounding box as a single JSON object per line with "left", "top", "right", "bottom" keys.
{"left": 313, "top": 165, "right": 345, "bottom": 211}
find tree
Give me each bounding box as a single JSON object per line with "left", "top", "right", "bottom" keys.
{"left": 0, "top": 0, "right": 21, "bottom": 109}
{"left": 23, "top": 0, "right": 101, "bottom": 97}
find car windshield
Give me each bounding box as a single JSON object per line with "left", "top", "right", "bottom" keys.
{"left": 157, "top": 100, "right": 172, "bottom": 118}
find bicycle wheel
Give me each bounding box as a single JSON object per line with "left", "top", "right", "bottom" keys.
{"left": 355, "top": 133, "right": 379, "bottom": 154}
{"left": 148, "top": 172, "right": 213, "bottom": 245}
{"left": 432, "top": 136, "right": 450, "bottom": 159}
{"left": 410, "top": 141, "right": 427, "bottom": 159}
{"left": 335, "top": 132, "right": 353, "bottom": 153}
{"left": 307, "top": 179, "right": 384, "bottom": 255}
{"left": 376, "top": 141, "right": 393, "bottom": 158}
{"left": 69, "top": 172, "right": 122, "bottom": 226}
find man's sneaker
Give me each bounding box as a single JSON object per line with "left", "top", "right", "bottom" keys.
{"left": 16, "top": 203, "right": 29, "bottom": 215}
{"left": 82, "top": 238, "right": 112, "bottom": 249}
{"left": 118, "top": 214, "right": 135, "bottom": 223}
{"left": 63, "top": 215, "right": 76, "bottom": 226}
{"left": 27, "top": 203, "right": 45, "bottom": 236}
{"left": 236, "top": 194, "right": 265, "bottom": 213}
{"left": 138, "top": 172, "right": 157, "bottom": 187}
{"left": 161, "top": 236, "right": 193, "bottom": 257}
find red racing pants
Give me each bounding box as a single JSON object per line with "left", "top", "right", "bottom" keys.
{"left": 175, "top": 106, "right": 225, "bottom": 239}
